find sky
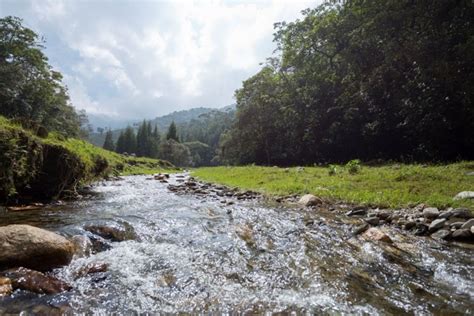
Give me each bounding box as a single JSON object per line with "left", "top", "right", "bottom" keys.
{"left": 0, "top": 0, "right": 319, "bottom": 123}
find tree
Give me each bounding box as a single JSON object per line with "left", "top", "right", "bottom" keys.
{"left": 122, "top": 126, "right": 137, "bottom": 154}
{"left": 166, "top": 121, "right": 179, "bottom": 141}
{"left": 219, "top": 0, "right": 474, "bottom": 164}
{"left": 103, "top": 130, "right": 115, "bottom": 151}
{"left": 159, "top": 139, "right": 192, "bottom": 167}
{"left": 0, "top": 16, "right": 83, "bottom": 136}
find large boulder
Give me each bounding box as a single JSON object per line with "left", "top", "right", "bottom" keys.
{"left": 0, "top": 225, "right": 74, "bottom": 271}
{"left": 298, "top": 194, "right": 322, "bottom": 207}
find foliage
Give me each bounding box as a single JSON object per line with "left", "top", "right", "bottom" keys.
{"left": 219, "top": 1, "right": 474, "bottom": 165}
{"left": 193, "top": 164, "right": 474, "bottom": 210}
{"left": 328, "top": 164, "right": 337, "bottom": 176}
{"left": 102, "top": 130, "right": 115, "bottom": 151}
{"left": 136, "top": 120, "right": 159, "bottom": 157}
{"left": 0, "top": 116, "right": 175, "bottom": 203}
{"left": 346, "top": 159, "right": 361, "bottom": 174}
{"left": 116, "top": 126, "right": 137, "bottom": 154}
{"left": 159, "top": 139, "right": 192, "bottom": 167}
{"left": 0, "top": 16, "right": 84, "bottom": 137}
{"left": 183, "top": 141, "right": 213, "bottom": 167}
{"left": 166, "top": 121, "right": 179, "bottom": 141}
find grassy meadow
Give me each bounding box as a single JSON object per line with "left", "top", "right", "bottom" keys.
{"left": 193, "top": 163, "right": 474, "bottom": 209}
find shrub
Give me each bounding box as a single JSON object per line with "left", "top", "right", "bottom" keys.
{"left": 346, "top": 159, "right": 361, "bottom": 174}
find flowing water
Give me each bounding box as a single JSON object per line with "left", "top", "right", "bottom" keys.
{"left": 0, "top": 175, "right": 473, "bottom": 315}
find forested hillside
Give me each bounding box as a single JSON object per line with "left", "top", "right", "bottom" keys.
{"left": 218, "top": 0, "right": 474, "bottom": 165}
{"left": 90, "top": 106, "right": 235, "bottom": 167}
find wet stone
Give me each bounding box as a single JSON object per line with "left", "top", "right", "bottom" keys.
{"left": 2, "top": 267, "right": 71, "bottom": 294}
{"left": 428, "top": 219, "right": 447, "bottom": 233}
{"left": 0, "top": 277, "right": 12, "bottom": 296}
{"left": 364, "top": 217, "right": 380, "bottom": 226}
{"left": 361, "top": 227, "right": 392, "bottom": 243}
{"left": 351, "top": 223, "right": 369, "bottom": 235}
{"left": 346, "top": 208, "right": 367, "bottom": 216}
{"left": 431, "top": 229, "right": 451, "bottom": 240}
{"left": 414, "top": 224, "right": 429, "bottom": 236}
{"left": 85, "top": 221, "right": 137, "bottom": 242}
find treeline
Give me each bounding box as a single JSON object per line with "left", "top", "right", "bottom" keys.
{"left": 0, "top": 16, "right": 86, "bottom": 137}
{"left": 102, "top": 109, "right": 235, "bottom": 167}
{"left": 218, "top": 1, "right": 474, "bottom": 165}
{"left": 103, "top": 121, "right": 193, "bottom": 167}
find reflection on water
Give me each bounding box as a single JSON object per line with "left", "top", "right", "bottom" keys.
{"left": 0, "top": 175, "right": 473, "bottom": 314}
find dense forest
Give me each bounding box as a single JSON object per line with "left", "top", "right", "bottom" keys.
{"left": 217, "top": 0, "right": 474, "bottom": 165}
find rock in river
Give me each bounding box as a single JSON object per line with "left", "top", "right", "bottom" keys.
{"left": 361, "top": 227, "right": 392, "bottom": 243}
{"left": 1, "top": 267, "right": 71, "bottom": 294}
{"left": 298, "top": 194, "right": 322, "bottom": 207}
{"left": 0, "top": 225, "right": 74, "bottom": 271}
{"left": 428, "top": 218, "right": 447, "bottom": 233}
{"left": 85, "top": 221, "right": 137, "bottom": 242}
{"left": 0, "top": 277, "right": 12, "bottom": 296}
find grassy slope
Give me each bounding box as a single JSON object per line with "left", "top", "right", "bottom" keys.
{"left": 0, "top": 116, "right": 176, "bottom": 201}
{"left": 193, "top": 164, "right": 474, "bottom": 209}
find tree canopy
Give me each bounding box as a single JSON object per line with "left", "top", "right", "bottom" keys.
{"left": 0, "top": 16, "right": 84, "bottom": 136}
{"left": 219, "top": 0, "right": 474, "bottom": 165}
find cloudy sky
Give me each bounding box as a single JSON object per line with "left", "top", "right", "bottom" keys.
{"left": 1, "top": 0, "right": 319, "bottom": 122}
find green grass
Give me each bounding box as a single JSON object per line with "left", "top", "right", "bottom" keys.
{"left": 193, "top": 164, "right": 474, "bottom": 209}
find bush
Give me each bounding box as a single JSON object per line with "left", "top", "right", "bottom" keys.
{"left": 346, "top": 159, "right": 361, "bottom": 174}
{"left": 328, "top": 164, "right": 337, "bottom": 176}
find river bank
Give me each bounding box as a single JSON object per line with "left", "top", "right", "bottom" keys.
{"left": 0, "top": 174, "right": 472, "bottom": 314}
{"left": 0, "top": 116, "right": 175, "bottom": 205}
{"left": 193, "top": 164, "right": 474, "bottom": 210}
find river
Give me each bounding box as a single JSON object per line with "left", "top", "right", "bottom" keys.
{"left": 0, "top": 174, "right": 473, "bottom": 314}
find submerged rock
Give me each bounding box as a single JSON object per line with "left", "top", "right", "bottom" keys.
{"left": 298, "top": 194, "right": 322, "bottom": 207}
{"left": 0, "top": 277, "right": 12, "bottom": 296}
{"left": 0, "top": 225, "right": 74, "bottom": 271}
{"left": 85, "top": 221, "right": 137, "bottom": 242}
{"left": 2, "top": 267, "right": 71, "bottom": 294}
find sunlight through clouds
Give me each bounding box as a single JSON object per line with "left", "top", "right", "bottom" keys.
{"left": 0, "top": 0, "right": 319, "bottom": 121}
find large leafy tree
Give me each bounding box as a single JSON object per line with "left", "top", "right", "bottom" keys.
{"left": 0, "top": 16, "right": 83, "bottom": 136}
{"left": 221, "top": 0, "right": 474, "bottom": 164}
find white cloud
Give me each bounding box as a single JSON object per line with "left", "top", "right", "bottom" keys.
{"left": 1, "top": 0, "right": 320, "bottom": 121}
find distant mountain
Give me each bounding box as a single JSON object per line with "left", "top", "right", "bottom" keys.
{"left": 88, "top": 105, "right": 235, "bottom": 147}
